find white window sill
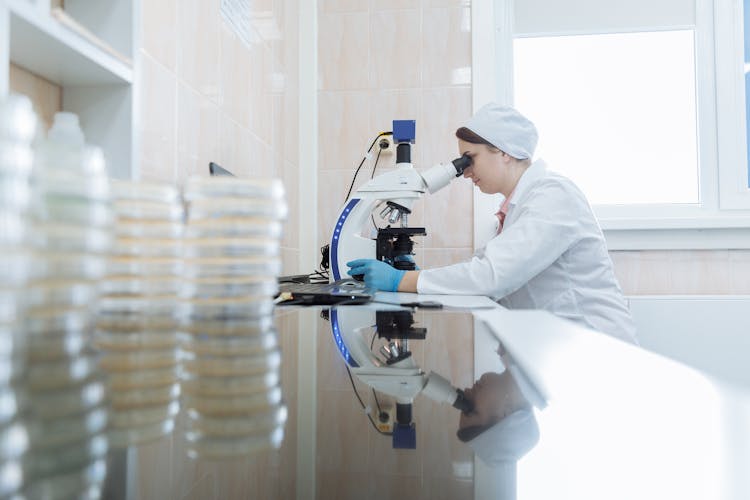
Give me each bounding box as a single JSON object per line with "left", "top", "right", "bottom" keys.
{"left": 602, "top": 217, "right": 750, "bottom": 250}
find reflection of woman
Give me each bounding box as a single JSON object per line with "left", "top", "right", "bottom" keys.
{"left": 457, "top": 370, "right": 539, "bottom": 466}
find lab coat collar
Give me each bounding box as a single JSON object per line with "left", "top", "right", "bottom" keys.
{"left": 507, "top": 159, "right": 547, "bottom": 208}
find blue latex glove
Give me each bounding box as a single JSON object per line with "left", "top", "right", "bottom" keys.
{"left": 346, "top": 259, "right": 406, "bottom": 292}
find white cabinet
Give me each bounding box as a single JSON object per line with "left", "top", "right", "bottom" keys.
{"left": 0, "top": 0, "right": 140, "bottom": 178}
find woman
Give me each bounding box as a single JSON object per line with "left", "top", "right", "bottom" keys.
{"left": 347, "top": 103, "right": 637, "bottom": 343}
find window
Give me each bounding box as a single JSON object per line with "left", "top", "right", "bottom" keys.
{"left": 471, "top": 0, "right": 750, "bottom": 248}
{"left": 513, "top": 30, "right": 698, "bottom": 206}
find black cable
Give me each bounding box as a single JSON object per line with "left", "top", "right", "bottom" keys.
{"left": 343, "top": 132, "right": 392, "bottom": 204}
{"left": 345, "top": 365, "right": 392, "bottom": 436}
{"left": 371, "top": 144, "right": 383, "bottom": 179}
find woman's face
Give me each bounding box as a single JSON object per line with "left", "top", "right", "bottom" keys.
{"left": 457, "top": 139, "right": 508, "bottom": 195}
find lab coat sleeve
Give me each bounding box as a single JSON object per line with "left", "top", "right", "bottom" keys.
{"left": 418, "top": 181, "right": 586, "bottom": 298}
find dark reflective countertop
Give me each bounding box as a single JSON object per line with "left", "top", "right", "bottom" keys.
{"left": 10, "top": 304, "right": 750, "bottom": 500}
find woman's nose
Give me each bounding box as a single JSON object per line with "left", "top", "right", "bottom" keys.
{"left": 462, "top": 166, "right": 473, "bottom": 178}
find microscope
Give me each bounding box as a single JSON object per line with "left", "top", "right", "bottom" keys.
{"left": 325, "top": 306, "right": 473, "bottom": 449}
{"left": 329, "top": 120, "right": 471, "bottom": 281}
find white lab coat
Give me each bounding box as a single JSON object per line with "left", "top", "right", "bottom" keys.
{"left": 418, "top": 159, "right": 638, "bottom": 344}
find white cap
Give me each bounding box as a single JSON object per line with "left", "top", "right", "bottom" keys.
{"left": 466, "top": 408, "right": 540, "bottom": 465}
{"left": 464, "top": 103, "right": 538, "bottom": 160}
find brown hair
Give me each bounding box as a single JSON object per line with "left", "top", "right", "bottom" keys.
{"left": 455, "top": 127, "right": 501, "bottom": 152}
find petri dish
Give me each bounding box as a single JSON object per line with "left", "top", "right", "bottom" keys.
{"left": 109, "top": 400, "right": 179, "bottom": 429}
{"left": 0, "top": 249, "right": 29, "bottom": 285}
{"left": 97, "top": 295, "right": 179, "bottom": 317}
{"left": 115, "top": 220, "right": 183, "bottom": 239}
{"left": 187, "top": 197, "right": 288, "bottom": 221}
{"left": 94, "top": 329, "right": 179, "bottom": 352}
{"left": 113, "top": 199, "right": 183, "bottom": 222}
{"left": 28, "top": 379, "right": 105, "bottom": 419}
{"left": 110, "top": 179, "right": 180, "bottom": 204}
{"left": 108, "top": 418, "right": 175, "bottom": 448}
{"left": 179, "top": 277, "right": 278, "bottom": 300}
{"left": 98, "top": 349, "right": 179, "bottom": 372}
{"left": 26, "top": 406, "right": 107, "bottom": 450}
{"left": 25, "top": 308, "right": 92, "bottom": 336}
{"left": 180, "top": 371, "right": 280, "bottom": 398}
{"left": 184, "top": 177, "right": 285, "bottom": 201}
{"left": 26, "top": 354, "right": 97, "bottom": 391}
{"left": 181, "top": 348, "right": 281, "bottom": 377}
{"left": 183, "top": 218, "right": 282, "bottom": 239}
{"left": 28, "top": 253, "right": 106, "bottom": 282}
{"left": 27, "top": 328, "right": 86, "bottom": 362}
{"left": 184, "top": 425, "right": 285, "bottom": 459}
{"left": 180, "top": 316, "right": 274, "bottom": 336}
{"left": 29, "top": 223, "right": 112, "bottom": 255}
{"left": 110, "top": 238, "right": 182, "bottom": 258}
{"left": 32, "top": 169, "right": 110, "bottom": 203}
{"left": 22, "top": 457, "right": 106, "bottom": 500}
{"left": 31, "top": 195, "right": 113, "bottom": 227}
{"left": 185, "top": 405, "right": 287, "bottom": 437}
{"left": 176, "top": 297, "right": 275, "bottom": 321}
{"left": 109, "top": 383, "right": 180, "bottom": 410}
{"left": 95, "top": 314, "right": 178, "bottom": 334}
{"left": 182, "top": 386, "right": 282, "bottom": 417}
{"left": 182, "top": 238, "right": 279, "bottom": 259}
{"left": 107, "top": 257, "right": 183, "bottom": 278}
{"left": 99, "top": 276, "right": 182, "bottom": 297}
{"left": 24, "top": 433, "right": 107, "bottom": 480}
{"left": 106, "top": 365, "right": 180, "bottom": 390}
{"left": 181, "top": 256, "right": 281, "bottom": 279}
{"left": 26, "top": 281, "right": 98, "bottom": 312}
{"left": 180, "top": 329, "right": 277, "bottom": 356}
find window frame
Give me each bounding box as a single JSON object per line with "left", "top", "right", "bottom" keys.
{"left": 472, "top": 0, "right": 750, "bottom": 250}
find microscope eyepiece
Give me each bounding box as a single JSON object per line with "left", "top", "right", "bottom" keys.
{"left": 451, "top": 154, "right": 472, "bottom": 177}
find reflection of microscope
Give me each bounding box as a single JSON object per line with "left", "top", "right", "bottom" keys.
{"left": 324, "top": 307, "right": 473, "bottom": 449}
{"left": 329, "top": 120, "right": 471, "bottom": 280}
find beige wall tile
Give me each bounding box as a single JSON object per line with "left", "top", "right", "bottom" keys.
{"left": 280, "top": 247, "right": 301, "bottom": 275}
{"left": 423, "top": 7, "right": 472, "bottom": 87}
{"left": 728, "top": 251, "right": 750, "bottom": 294}
{"left": 217, "top": 113, "right": 254, "bottom": 176}
{"left": 371, "top": 9, "right": 422, "bottom": 89}
{"left": 421, "top": 87, "right": 472, "bottom": 167}
{"left": 141, "top": 0, "right": 177, "bottom": 71}
{"left": 423, "top": 178, "right": 473, "bottom": 249}
{"left": 176, "top": 81, "right": 220, "bottom": 181}
{"left": 370, "top": 89, "right": 424, "bottom": 166}
{"left": 249, "top": 44, "right": 273, "bottom": 144}
{"left": 316, "top": 390, "right": 371, "bottom": 473}
{"left": 318, "top": 0, "right": 369, "bottom": 13}
{"left": 319, "top": 12, "right": 370, "bottom": 90}
{"left": 373, "top": 0, "right": 421, "bottom": 9}
{"left": 219, "top": 25, "right": 252, "bottom": 128}
{"left": 177, "top": 0, "right": 221, "bottom": 102}
{"left": 139, "top": 53, "right": 176, "bottom": 183}
{"left": 422, "top": 248, "right": 475, "bottom": 269}
{"left": 280, "top": 160, "right": 300, "bottom": 249}
{"left": 425, "top": 0, "right": 472, "bottom": 6}
{"left": 318, "top": 91, "right": 373, "bottom": 171}
{"left": 8, "top": 63, "right": 61, "bottom": 132}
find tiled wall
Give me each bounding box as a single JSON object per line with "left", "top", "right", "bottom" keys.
{"left": 138, "top": 0, "right": 301, "bottom": 274}
{"left": 316, "top": 1, "right": 474, "bottom": 271}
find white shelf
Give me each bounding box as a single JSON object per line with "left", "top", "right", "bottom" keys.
{"left": 8, "top": 0, "right": 132, "bottom": 86}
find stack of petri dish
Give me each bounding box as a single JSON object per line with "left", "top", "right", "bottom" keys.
{"left": 0, "top": 95, "right": 36, "bottom": 498}
{"left": 23, "top": 112, "right": 111, "bottom": 499}
{"left": 96, "top": 180, "right": 183, "bottom": 447}
{"left": 179, "top": 177, "right": 288, "bottom": 459}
